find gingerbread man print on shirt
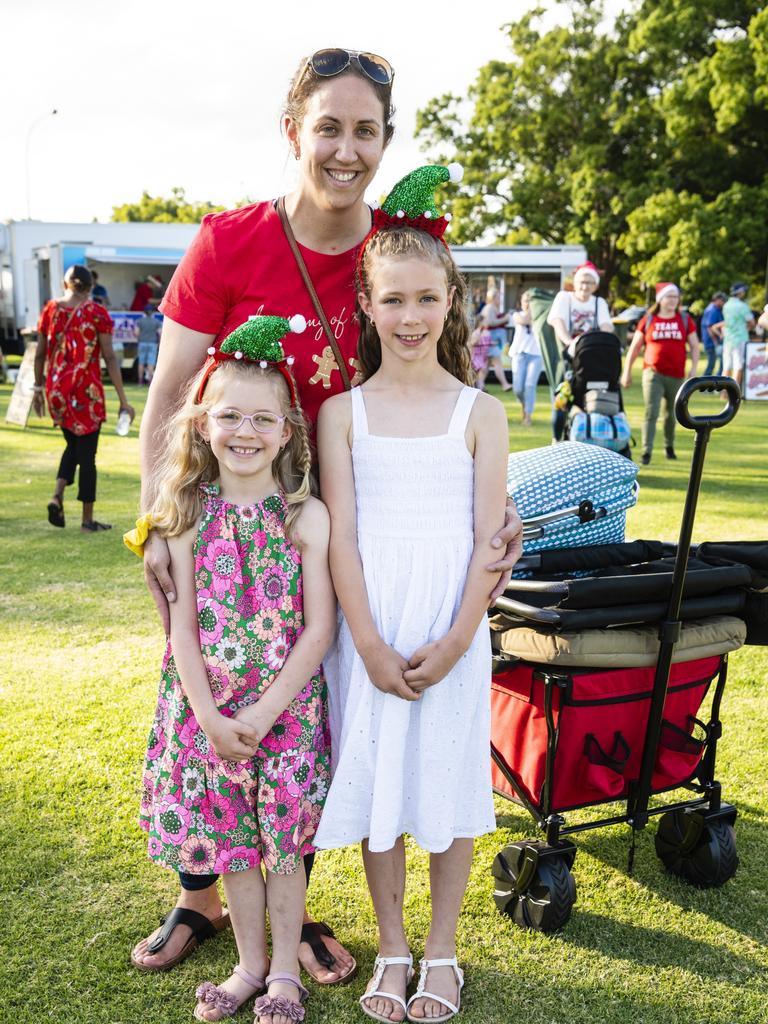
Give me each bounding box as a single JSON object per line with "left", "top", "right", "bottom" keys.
{"left": 309, "top": 346, "right": 343, "bottom": 388}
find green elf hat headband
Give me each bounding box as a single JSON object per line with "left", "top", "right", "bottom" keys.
{"left": 357, "top": 162, "right": 463, "bottom": 274}
{"left": 196, "top": 314, "right": 306, "bottom": 405}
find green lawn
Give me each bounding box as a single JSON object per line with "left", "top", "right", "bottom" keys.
{"left": 1, "top": 379, "right": 766, "bottom": 1023}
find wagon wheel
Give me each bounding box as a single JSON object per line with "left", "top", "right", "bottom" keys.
{"left": 655, "top": 810, "right": 739, "bottom": 888}
{"left": 492, "top": 842, "right": 576, "bottom": 932}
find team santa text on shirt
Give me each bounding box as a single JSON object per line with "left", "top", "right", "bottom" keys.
{"left": 648, "top": 317, "right": 688, "bottom": 342}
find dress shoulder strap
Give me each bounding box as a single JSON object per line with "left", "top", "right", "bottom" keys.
{"left": 351, "top": 385, "right": 369, "bottom": 439}
{"left": 447, "top": 386, "right": 479, "bottom": 438}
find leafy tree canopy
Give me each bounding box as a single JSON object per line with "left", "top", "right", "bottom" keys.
{"left": 110, "top": 187, "right": 226, "bottom": 224}
{"left": 416, "top": 0, "right": 768, "bottom": 309}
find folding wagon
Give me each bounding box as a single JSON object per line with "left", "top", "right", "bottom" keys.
{"left": 488, "top": 378, "right": 759, "bottom": 932}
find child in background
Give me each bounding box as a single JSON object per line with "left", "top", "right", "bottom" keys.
{"left": 509, "top": 290, "right": 542, "bottom": 426}
{"left": 479, "top": 287, "right": 513, "bottom": 392}
{"left": 133, "top": 315, "right": 334, "bottom": 1024}
{"left": 468, "top": 315, "right": 492, "bottom": 389}
{"left": 316, "top": 166, "right": 509, "bottom": 1024}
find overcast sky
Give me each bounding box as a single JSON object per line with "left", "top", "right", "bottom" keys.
{"left": 2, "top": 0, "right": 629, "bottom": 224}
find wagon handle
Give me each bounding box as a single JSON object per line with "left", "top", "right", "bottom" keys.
{"left": 494, "top": 595, "right": 561, "bottom": 627}
{"left": 675, "top": 376, "right": 740, "bottom": 432}
{"left": 630, "top": 374, "right": 739, "bottom": 832}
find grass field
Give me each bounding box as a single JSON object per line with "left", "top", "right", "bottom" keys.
{"left": 1, "top": 378, "right": 766, "bottom": 1024}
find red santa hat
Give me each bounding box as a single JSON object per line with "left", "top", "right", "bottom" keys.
{"left": 573, "top": 261, "right": 601, "bottom": 284}
{"left": 655, "top": 282, "right": 680, "bottom": 302}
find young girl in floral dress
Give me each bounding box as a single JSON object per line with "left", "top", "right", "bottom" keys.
{"left": 468, "top": 316, "right": 492, "bottom": 390}
{"left": 136, "top": 315, "right": 334, "bottom": 1024}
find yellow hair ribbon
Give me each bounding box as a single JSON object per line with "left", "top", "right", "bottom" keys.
{"left": 123, "top": 513, "right": 154, "bottom": 557}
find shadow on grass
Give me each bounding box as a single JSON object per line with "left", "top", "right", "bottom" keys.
{"left": 560, "top": 909, "right": 765, "bottom": 983}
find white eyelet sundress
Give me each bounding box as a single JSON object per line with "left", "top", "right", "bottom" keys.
{"left": 315, "top": 384, "right": 496, "bottom": 854}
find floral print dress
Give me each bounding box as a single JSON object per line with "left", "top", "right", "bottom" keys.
{"left": 37, "top": 299, "right": 113, "bottom": 435}
{"left": 140, "top": 485, "right": 330, "bottom": 876}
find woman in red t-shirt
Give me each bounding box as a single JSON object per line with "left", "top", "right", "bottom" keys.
{"left": 131, "top": 50, "right": 523, "bottom": 998}
{"left": 621, "top": 282, "right": 699, "bottom": 465}
{"left": 32, "top": 265, "right": 134, "bottom": 531}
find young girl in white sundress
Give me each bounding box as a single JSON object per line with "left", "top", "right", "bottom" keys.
{"left": 315, "top": 166, "right": 509, "bottom": 1024}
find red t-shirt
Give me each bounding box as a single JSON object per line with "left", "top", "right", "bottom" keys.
{"left": 637, "top": 312, "right": 696, "bottom": 378}
{"left": 37, "top": 299, "right": 113, "bottom": 435}
{"left": 160, "top": 201, "right": 363, "bottom": 430}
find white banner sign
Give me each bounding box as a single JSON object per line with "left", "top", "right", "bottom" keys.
{"left": 744, "top": 340, "right": 768, "bottom": 401}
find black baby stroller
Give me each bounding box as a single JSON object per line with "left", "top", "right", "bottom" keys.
{"left": 488, "top": 379, "right": 748, "bottom": 932}
{"left": 527, "top": 288, "right": 632, "bottom": 457}
{"left": 562, "top": 329, "right": 632, "bottom": 457}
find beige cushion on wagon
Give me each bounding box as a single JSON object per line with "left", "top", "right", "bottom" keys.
{"left": 489, "top": 615, "right": 747, "bottom": 668}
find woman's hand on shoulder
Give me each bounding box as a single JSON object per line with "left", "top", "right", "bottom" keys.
{"left": 470, "top": 392, "right": 522, "bottom": 600}
{"left": 486, "top": 498, "right": 523, "bottom": 601}
{"left": 163, "top": 524, "right": 200, "bottom": 637}
{"left": 144, "top": 530, "right": 176, "bottom": 634}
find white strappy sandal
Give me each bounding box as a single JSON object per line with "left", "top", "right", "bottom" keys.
{"left": 360, "top": 953, "right": 414, "bottom": 1023}
{"left": 405, "top": 957, "right": 464, "bottom": 1023}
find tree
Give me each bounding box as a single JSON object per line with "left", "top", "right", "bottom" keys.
{"left": 620, "top": 1, "right": 768, "bottom": 308}
{"left": 111, "top": 187, "right": 226, "bottom": 223}
{"left": 416, "top": 2, "right": 664, "bottom": 295}
{"left": 416, "top": 0, "right": 768, "bottom": 306}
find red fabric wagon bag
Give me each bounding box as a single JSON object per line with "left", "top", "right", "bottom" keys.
{"left": 491, "top": 656, "right": 722, "bottom": 814}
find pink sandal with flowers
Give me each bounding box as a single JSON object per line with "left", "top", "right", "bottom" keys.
{"left": 253, "top": 972, "right": 308, "bottom": 1023}
{"left": 194, "top": 964, "right": 266, "bottom": 1021}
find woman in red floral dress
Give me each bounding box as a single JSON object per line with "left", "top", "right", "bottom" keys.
{"left": 32, "top": 264, "right": 134, "bottom": 531}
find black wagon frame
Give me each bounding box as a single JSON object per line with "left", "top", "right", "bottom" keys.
{"left": 489, "top": 377, "right": 743, "bottom": 932}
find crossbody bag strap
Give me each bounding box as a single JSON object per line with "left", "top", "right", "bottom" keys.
{"left": 276, "top": 196, "right": 352, "bottom": 391}
{"left": 52, "top": 302, "right": 80, "bottom": 345}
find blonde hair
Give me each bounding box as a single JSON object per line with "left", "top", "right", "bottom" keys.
{"left": 149, "top": 361, "right": 312, "bottom": 543}
{"left": 356, "top": 227, "right": 473, "bottom": 385}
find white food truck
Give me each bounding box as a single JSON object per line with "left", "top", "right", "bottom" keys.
{"left": 0, "top": 219, "right": 198, "bottom": 362}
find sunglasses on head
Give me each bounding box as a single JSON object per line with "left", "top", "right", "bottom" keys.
{"left": 306, "top": 48, "right": 394, "bottom": 85}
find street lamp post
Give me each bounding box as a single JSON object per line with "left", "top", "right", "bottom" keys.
{"left": 25, "top": 109, "right": 58, "bottom": 219}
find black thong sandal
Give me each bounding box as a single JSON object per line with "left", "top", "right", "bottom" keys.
{"left": 130, "top": 907, "right": 231, "bottom": 973}
{"left": 300, "top": 921, "right": 358, "bottom": 985}
{"left": 81, "top": 520, "right": 112, "bottom": 532}
{"left": 47, "top": 499, "right": 65, "bottom": 528}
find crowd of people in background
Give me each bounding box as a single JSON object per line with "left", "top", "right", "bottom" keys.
{"left": 467, "top": 272, "right": 764, "bottom": 464}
